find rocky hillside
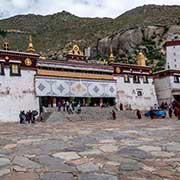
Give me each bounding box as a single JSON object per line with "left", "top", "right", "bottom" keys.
{"left": 0, "top": 5, "right": 180, "bottom": 70}
{"left": 98, "top": 25, "right": 180, "bottom": 71}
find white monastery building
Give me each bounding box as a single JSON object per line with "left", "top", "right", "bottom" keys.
{"left": 0, "top": 37, "right": 159, "bottom": 122}
{"left": 154, "top": 40, "right": 180, "bottom": 105}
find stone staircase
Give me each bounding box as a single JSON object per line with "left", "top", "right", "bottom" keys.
{"left": 42, "top": 107, "right": 138, "bottom": 122}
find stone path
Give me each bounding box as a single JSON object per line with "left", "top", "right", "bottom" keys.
{"left": 0, "top": 117, "right": 180, "bottom": 179}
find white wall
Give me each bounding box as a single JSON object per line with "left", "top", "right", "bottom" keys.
{"left": 154, "top": 76, "right": 172, "bottom": 105}
{"left": 0, "top": 68, "right": 39, "bottom": 122}
{"left": 166, "top": 45, "right": 180, "bottom": 70}
{"left": 115, "top": 76, "right": 157, "bottom": 110}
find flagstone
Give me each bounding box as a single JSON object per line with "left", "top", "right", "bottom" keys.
{"left": 52, "top": 152, "right": 80, "bottom": 161}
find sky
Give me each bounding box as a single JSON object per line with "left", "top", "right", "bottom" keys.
{"left": 0, "top": 0, "right": 180, "bottom": 19}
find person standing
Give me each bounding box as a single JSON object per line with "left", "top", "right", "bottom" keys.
{"left": 112, "top": 110, "right": 116, "bottom": 120}
{"left": 119, "top": 103, "right": 123, "bottom": 111}
{"left": 77, "top": 102, "right": 81, "bottom": 114}
{"left": 66, "top": 100, "right": 69, "bottom": 112}
{"left": 168, "top": 107, "right": 173, "bottom": 118}
{"left": 177, "top": 107, "right": 180, "bottom": 120}
{"left": 58, "top": 101, "right": 61, "bottom": 111}
{"left": 26, "top": 111, "right": 31, "bottom": 124}
{"left": 19, "top": 111, "right": 23, "bottom": 124}
{"left": 136, "top": 109, "right": 142, "bottom": 119}
{"left": 150, "top": 108, "right": 154, "bottom": 120}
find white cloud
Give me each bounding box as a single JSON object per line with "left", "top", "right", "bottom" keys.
{"left": 0, "top": 0, "right": 180, "bottom": 19}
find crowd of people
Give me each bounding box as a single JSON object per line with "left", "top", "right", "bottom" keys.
{"left": 57, "top": 100, "right": 81, "bottom": 114}
{"left": 19, "top": 110, "right": 37, "bottom": 124}
{"left": 20, "top": 101, "right": 180, "bottom": 123}
{"left": 111, "top": 101, "right": 180, "bottom": 120}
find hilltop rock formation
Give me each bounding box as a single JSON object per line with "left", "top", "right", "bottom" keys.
{"left": 97, "top": 25, "right": 180, "bottom": 70}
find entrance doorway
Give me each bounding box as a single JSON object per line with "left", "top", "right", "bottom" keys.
{"left": 39, "top": 96, "right": 115, "bottom": 112}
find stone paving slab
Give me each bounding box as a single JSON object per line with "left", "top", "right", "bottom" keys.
{"left": 12, "top": 156, "right": 42, "bottom": 169}
{"left": 2, "top": 172, "right": 39, "bottom": 180}
{"left": 52, "top": 152, "right": 81, "bottom": 161}
{"left": 0, "top": 158, "right": 10, "bottom": 167}
{"left": 0, "top": 117, "right": 179, "bottom": 179}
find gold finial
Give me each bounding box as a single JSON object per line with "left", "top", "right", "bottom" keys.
{"left": 125, "top": 54, "right": 128, "bottom": 64}
{"left": 109, "top": 47, "right": 114, "bottom": 64}
{"left": 68, "top": 44, "right": 84, "bottom": 56}
{"left": 137, "top": 52, "right": 146, "bottom": 66}
{"left": 39, "top": 52, "right": 46, "bottom": 60}
{"left": 27, "top": 35, "right": 35, "bottom": 53}
{"left": 3, "top": 39, "right": 9, "bottom": 50}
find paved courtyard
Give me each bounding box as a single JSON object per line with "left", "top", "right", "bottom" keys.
{"left": 0, "top": 117, "right": 180, "bottom": 180}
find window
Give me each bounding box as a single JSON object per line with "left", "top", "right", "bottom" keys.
{"left": 137, "top": 90, "right": 143, "bottom": 96}
{"left": 143, "top": 76, "right": 148, "bottom": 83}
{"left": 133, "top": 75, "right": 140, "bottom": 83}
{"left": 174, "top": 76, "right": 179, "bottom": 83}
{"left": 10, "top": 63, "right": 21, "bottom": 76}
{"left": 0, "top": 63, "right": 5, "bottom": 75}
{"left": 124, "top": 74, "right": 130, "bottom": 83}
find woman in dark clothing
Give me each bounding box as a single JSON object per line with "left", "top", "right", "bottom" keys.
{"left": 136, "top": 109, "right": 142, "bottom": 119}
{"left": 168, "top": 107, "right": 173, "bottom": 118}
{"left": 150, "top": 109, "right": 154, "bottom": 120}
{"left": 112, "top": 110, "right": 116, "bottom": 120}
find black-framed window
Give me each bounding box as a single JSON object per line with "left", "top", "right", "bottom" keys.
{"left": 133, "top": 75, "right": 140, "bottom": 83}
{"left": 143, "top": 76, "right": 148, "bottom": 83}
{"left": 0, "top": 63, "right": 5, "bottom": 75}
{"left": 137, "top": 90, "right": 143, "bottom": 96}
{"left": 124, "top": 74, "right": 130, "bottom": 83}
{"left": 10, "top": 63, "right": 21, "bottom": 76}
{"left": 174, "top": 76, "right": 179, "bottom": 83}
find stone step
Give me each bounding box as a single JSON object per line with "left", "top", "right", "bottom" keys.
{"left": 45, "top": 107, "right": 139, "bottom": 122}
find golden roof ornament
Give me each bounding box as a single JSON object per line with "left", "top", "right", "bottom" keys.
{"left": 39, "top": 52, "right": 46, "bottom": 60}
{"left": 3, "top": 39, "right": 9, "bottom": 50}
{"left": 137, "top": 52, "right": 146, "bottom": 66}
{"left": 27, "top": 35, "right": 35, "bottom": 53}
{"left": 125, "top": 54, "right": 129, "bottom": 64}
{"left": 109, "top": 47, "right": 114, "bottom": 64}
{"left": 68, "top": 44, "right": 84, "bottom": 56}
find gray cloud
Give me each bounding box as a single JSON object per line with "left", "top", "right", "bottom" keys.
{"left": 0, "top": 0, "right": 180, "bottom": 19}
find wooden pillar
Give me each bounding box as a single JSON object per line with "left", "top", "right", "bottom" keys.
{"left": 48, "top": 97, "right": 52, "bottom": 107}
{"left": 53, "top": 97, "right": 57, "bottom": 107}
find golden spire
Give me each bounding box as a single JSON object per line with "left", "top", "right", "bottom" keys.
{"left": 109, "top": 47, "right": 114, "bottom": 64}
{"left": 125, "top": 54, "right": 128, "bottom": 64}
{"left": 68, "top": 44, "right": 84, "bottom": 56}
{"left": 27, "top": 35, "right": 35, "bottom": 53}
{"left": 137, "top": 52, "right": 146, "bottom": 66}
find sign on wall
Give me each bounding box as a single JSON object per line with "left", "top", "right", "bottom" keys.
{"left": 35, "top": 77, "right": 116, "bottom": 98}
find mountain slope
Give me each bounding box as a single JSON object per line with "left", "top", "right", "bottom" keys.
{"left": 0, "top": 4, "right": 180, "bottom": 70}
